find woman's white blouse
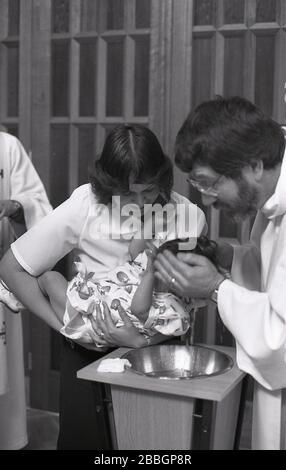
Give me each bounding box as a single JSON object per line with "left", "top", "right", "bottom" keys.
{"left": 11, "top": 184, "right": 206, "bottom": 279}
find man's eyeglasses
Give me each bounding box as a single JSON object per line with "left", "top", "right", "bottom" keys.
{"left": 186, "top": 174, "right": 223, "bottom": 197}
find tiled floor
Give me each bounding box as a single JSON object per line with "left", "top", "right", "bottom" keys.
{"left": 26, "top": 401, "right": 252, "bottom": 450}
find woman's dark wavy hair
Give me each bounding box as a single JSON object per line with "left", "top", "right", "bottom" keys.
{"left": 89, "top": 124, "right": 173, "bottom": 204}
{"left": 175, "top": 96, "right": 285, "bottom": 179}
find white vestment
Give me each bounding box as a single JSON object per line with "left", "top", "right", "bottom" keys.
{"left": 218, "top": 145, "right": 286, "bottom": 449}
{"left": 0, "top": 132, "right": 52, "bottom": 449}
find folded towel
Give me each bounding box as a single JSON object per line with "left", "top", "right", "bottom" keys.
{"left": 97, "top": 358, "right": 131, "bottom": 373}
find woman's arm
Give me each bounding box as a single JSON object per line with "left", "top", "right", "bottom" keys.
{"left": 131, "top": 270, "right": 154, "bottom": 322}
{"left": 0, "top": 249, "right": 63, "bottom": 331}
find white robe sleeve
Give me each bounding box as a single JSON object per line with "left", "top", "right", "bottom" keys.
{"left": 217, "top": 235, "right": 286, "bottom": 390}
{"left": 8, "top": 136, "right": 52, "bottom": 229}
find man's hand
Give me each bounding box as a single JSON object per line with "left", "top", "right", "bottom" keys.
{"left": 0, "top": 199, "right": 21, "bottom": 220}
{"left": 94, "top": 301, "right": 146, "bottom": 348}
{"left": 154, "top": 250, "right": 225, "bottom": 299}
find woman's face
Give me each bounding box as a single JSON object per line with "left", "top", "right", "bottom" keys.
{"left": 119, "top": 182, "right": 161, "bottom": 212}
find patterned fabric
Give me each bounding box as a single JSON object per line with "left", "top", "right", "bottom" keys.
{"left": 62, "top": 252, "right": 192, "bottom": 346}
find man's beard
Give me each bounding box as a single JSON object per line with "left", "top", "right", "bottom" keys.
{"left": 213, "top": 178, "right": 259, "bottom": 222}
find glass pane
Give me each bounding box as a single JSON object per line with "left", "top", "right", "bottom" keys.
{"left": 51, "top": 41, "right": 70, "bottom": 117}
{"left": 134, "top": 37, "right": 150, "bottom": 116}
{"left": 192, "top": 37, "right": 213, "bottom": 107}
{"left": 256, "top": 0, "right": 276, "bottom": 23}
{"left": 78, "top": 127, "right": 96, "bottom": 186}
{"left": 255, "top": 35, "right": 275, "bottom": 116}
{"left": 106, "top": 0, "right": 124, "bottom": 30}
{"left": 80, "top": 42, "right": 97, "bottom": 117}
{"left": 7, "top": 45, "right": 19, "bottom": 117}
{"left": 193, "top": 0, "right": 217, "bottom": 26}
{"left": 106, "top": 40, "right": 124, "bottom": 116}
{"left": 219, "top": 211, "right": 238, "bottom": 238}
{"left": 224, "top": 36, "right": 245, "bottom": 97}
{"left": 223, "top": 0, "right": 245, "bottom": 24}
{"left": 136, "top": 0, "right": 151, "bottom": 28}
{"left": 81, "top": 0, "right": 98, "bottom": 32}
{"left": 52, "top": 0, "right": 70, "bottom": 33}
{"left": 50, "top": 126, "right": 70, "bottom": 207}
{"left": 8, "top": 0, "right": 20, "bottom": 36}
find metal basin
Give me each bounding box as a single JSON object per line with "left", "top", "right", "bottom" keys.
{"left": 122, "top": 344, "right": 233, "bottom": 380}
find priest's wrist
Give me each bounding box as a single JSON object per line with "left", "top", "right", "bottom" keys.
{"left": 209, "top": 274, "right": 226, "bottom": 304}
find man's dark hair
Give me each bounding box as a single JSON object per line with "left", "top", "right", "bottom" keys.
{"left": 175, "top": 96, "right": 285, "bottom": 178}
{"left": 89, "top": 124, "right": 173, "bottom": 204}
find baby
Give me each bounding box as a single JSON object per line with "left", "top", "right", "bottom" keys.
{"left": 61, "top": 236, "right": 186, "bottom": 345}
{"left": 0, "top": 236, "right": 224, "bottom": 346}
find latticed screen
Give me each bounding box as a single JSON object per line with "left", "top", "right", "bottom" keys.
{"left": 0, "top": 0, "right": 152, "bottom": 382}
{"left": 0, "top": 0, "right": 20, "bottom": 136}
{"left": 50, "top": 0, "right": 151, "bottom": 208}
{"left": 192, "top": 0, "right": 282, "bottom": 115}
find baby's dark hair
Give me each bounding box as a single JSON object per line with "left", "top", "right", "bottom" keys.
{"left": 158, "top": 236, "right": 220, "bottom": 271}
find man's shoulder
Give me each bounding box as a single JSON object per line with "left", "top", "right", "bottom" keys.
{"left": 0, "top": 133, "right": 23, "bottom": 170}
{"left": 0, "top": 131, "right": 19, "bottom": 149}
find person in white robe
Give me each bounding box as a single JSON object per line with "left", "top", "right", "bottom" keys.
{"left": 154, "top": 96, "right": 286, "bottom": 450}
{"left": 0, "top": 131, "right": 52, "bottom": 449}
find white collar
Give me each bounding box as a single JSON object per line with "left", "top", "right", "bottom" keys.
{"left": 261, "top": 140, "right": 286, "bottom": 220}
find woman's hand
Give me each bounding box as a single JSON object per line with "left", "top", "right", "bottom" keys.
{"left": 94, "top": 302, "right": 146, "bottom": 348}
{"left": 154, "top": 250, "right": 225, "bottom": 299}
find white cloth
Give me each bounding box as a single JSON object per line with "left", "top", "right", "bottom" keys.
{"left": 217, "top": 143, "right": 286, "bottom": 449}
{"left": 97, "top": 358, "right": 131, "bottom": 373}
{"left": 0, "top": 132, "right": 52, "bottom": 449}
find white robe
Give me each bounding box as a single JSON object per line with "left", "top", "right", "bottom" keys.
{"left": 217, "top": 145, "right": 286, "bottom": 449}
{"left": 0, "top": 132, "right": 52, "bottom": 449}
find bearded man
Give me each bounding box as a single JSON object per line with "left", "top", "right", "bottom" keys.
{"left": 154, "top": 96, "right": 286, "bottom": 450}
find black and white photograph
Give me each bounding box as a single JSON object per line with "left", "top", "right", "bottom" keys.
{"left": 0, "top": 0, "right": 285, "bottom": 455}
